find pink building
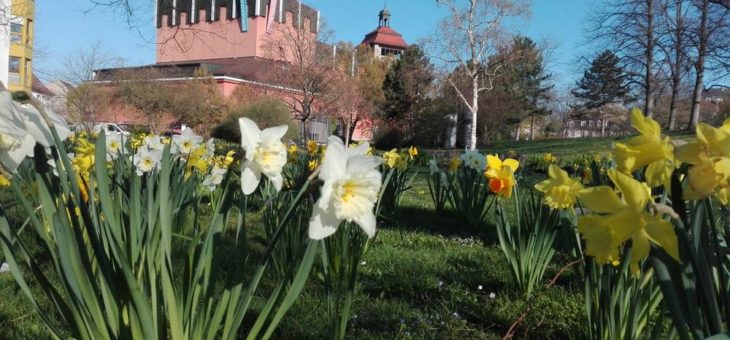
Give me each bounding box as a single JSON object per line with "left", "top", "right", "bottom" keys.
{"left": 93, "top": 1, "right": 408, "bottom": 142}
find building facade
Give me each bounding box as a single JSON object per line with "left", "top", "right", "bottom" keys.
{"left": 360, "top": 8, "right": 407, "bottom": 59}
{"left": 0, "top": 0, "right": 33, "bottom": 93}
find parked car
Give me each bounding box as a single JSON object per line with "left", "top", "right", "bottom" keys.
{"left": 92, "top": 123, "right": 131, "bottom": 136}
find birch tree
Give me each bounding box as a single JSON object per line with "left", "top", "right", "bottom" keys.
{"left": 430, "top": 0, "right": 530, "bottom": 150}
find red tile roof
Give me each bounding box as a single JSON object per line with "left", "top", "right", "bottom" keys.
{"left": 32, "top": 74, "right": 53, "bottom": 96}
{"left": 361, "top": 26, "right": 407, "bottom": 49}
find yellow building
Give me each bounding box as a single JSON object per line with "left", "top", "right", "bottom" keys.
{"left": 2, "top": 0, "right": 33, "bottom": 93}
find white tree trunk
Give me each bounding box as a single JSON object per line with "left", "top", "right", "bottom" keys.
{"left": 468, "top": 76, "right": 479, "bottom": 150}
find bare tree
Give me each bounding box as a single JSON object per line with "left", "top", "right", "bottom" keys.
{"left": 58, "top": 40, "right": 125, "bottom": 85}
{"left": 709, "top": 0, "right": 730, "bottom": 9}
{"left": 262, "top": 19, "right": 334, "bottom": 142}
{"left": 588, "top": 0, "right": 662, "bottom": 118}
{"left": 657, "top": 0, "right": 692, "bottom": 130}
{"left": 429, "top": 0, "right": 530, "bottom": 150}
{"left": 686, "top": 0, "right": 729, "bottom": 129}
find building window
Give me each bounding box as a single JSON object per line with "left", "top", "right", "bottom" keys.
{"left": 10, "top": 23, "right": 22, "bottom": 44}
{"left": 26, "top": 19, "right": 32, "bottom": 45}
{"left": 9, "top": 56, "right": 20, "bottom": 73}
{"left": 24, "top": 58, "right": 31, "bottom": 85}
{"left": 580, "top": 120, "right": 587, "bottom": 127}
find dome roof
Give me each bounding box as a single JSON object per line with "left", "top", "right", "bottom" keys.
{"left": 361, "top": 25, "right": 408, "bottom": 49}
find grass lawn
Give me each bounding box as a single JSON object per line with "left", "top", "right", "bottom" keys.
{"left": 484, "top": 132, "right": 694, "bottom": 157}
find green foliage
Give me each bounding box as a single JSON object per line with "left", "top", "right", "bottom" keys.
{"left": 572, "top": 50, "right": 633, "bottom": 110}
{"left": 426, "top": 166, "right": 450, "bottom": 214}
{"left": 372, "top": 125, "right": 405, "bottom": 150}
{"left": 495, "top": 189, "right": 561, "bottom": 296}
{"left": 211, "top": 99, "right": 298, "bottom": 143}
{"left": 381, "top": 44, "right": 434, "bottom": 122}
{"left": 649, "top": 174, "right": 730, "bottom": 339}
{"left": 448, "top": 167, "right": 494, "bottom": 229}
{"left": 582, "top": 259, "right": 663, "bottom": 340}
{"left": 0, "top": 131, "right": 317, "bottom": 340}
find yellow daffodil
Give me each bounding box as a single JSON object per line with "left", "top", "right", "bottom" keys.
{"left": 543, "top": 153, "right": 557, "bottom": 164}
{"left": 682, "top": 157, "right": 730, "bottom": 203}
{"left": 582, "top": 168, "right": 593, "bottom": 185}
{"left": 396, "top": 151, "right": 409, "bottom": 170}
{"left": 535, "top": 164, "right": 584, "bottom": 209}
{"left": 0, "top": 174, "right": 9, "bottom": 187}
{"left": 485, "top": 154, "right": 519, "bottom": 199}
{"left": 382, "top": 149, "right": 401, "bottom": 169}
{"left": 408, "top": 146, "right": 418, "bottom": 160}
{"left": 307, "top": 139, "right": 318, "bottom": 155}
{"left": 224, "top": 150, "right": 236, "bottom": 167}
{"left": 675, "top": 122, "right": 730, "bottom": 204}
{"left": 288, "top": 143, "right": 299, "bottom": 155}
{"left": 577, "top": 169, "right": 680, "bottom": 275}
{"left": 308, "top": 159, "right": 319, "bottom": 171}
{"left": 449, "top": 156, "right": 461, "bottom": 172}
{"left": 676, "top": 121, "right": 730, "bottom": 164}
{"left": 613, "top": 109, "right": 676, "bottom": 188}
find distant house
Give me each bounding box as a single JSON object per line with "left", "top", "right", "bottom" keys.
{"left": 702, "top": 86, "right": 729, "bottom": 116}
{"left": 562, "top": 104, "right": 630, "bottom": 138}
{"left": 45, "top": 80, "right": 74, "bottom": 118}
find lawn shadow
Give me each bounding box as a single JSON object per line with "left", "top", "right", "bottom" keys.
{"left": 380, "top": 206, "right": 500, "bottom": 244}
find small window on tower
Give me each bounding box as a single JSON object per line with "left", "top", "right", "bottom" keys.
{"left": 10, "top": 23, "right": 22, "bottom": 44}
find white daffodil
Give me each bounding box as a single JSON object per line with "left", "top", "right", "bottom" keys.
{"left": 106, "top": 132, "right": 127, "bottom": 161}
{"left": 308, "top": 136, "right": 383, "bottom": 240}
{"left": 20, "top": 104, "right": 70, "bottom": 148}
{"left": 238, "top": 117, "right": 288, "bottom": 195}
{"left": 173, "top": 128, "right": 203, "bottom": 154}
{"left": 142, "top": 135, "right": 165, "bottom": 152}
{"left": 0, "top": 92, "right": 70, "bottom": 172}
{"left": 202, "top": 165, "right": 227, "bottom": 191}
{"left": 428, "top": 159, "right": 439, "bottom": 174}
{"left": 461, "top": 150, "right": 486, "bottom": 171}
{"left": 133, "top": 148, "right": 162, "bottom": 176}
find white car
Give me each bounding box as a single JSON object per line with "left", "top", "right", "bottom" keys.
{"left": 92, "top": 123, "right": 130, "bottom": 136}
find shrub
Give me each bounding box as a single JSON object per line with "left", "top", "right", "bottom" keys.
{"left": 212, "top": 98, "right": 299, "bottom": 143}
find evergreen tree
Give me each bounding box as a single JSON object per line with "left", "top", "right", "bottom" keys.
{"left": 381, "top": 45, "right": 435, "bottom": 124}
{"left": 572, "top": 50, "right": 632, "bottom": 109}
{"left": 572, "top": 50, "right": 633, "bottom": 136}
{"left": 508, "top": 36, "right": 554, "bottom": 140}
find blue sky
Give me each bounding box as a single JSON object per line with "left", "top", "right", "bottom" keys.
{"left": 36, "top": 0, "right": 591, "bottom": 87}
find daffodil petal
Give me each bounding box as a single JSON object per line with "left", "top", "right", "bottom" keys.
{"left": 486, "top": 155, "right": 502, "bottom": 170}
{"left": 578, "top": 187, "right": 625, "bottom": 213}
{"left": 697, "top": 123, "right": 730, "bottom": 157}
{"left": 631, "top": 108, "right": 661, "bottom": 139}
{"left": 0, "top": 91, "right": 26, "bottom": 139}
{"left": 353, "top": 211, "right": 377, "bottom": 238}
{"left": 645, "top": 161, "right": 671, "bottom": 188}
{"left": 347, "top": 141, "right": 369, "bottom": 157}
{"left": 645, "top": 218, "right": 680, "bottom": 261}
{"left": 22, "top": 105, "right": 70, "bottom": 147}
{"left": 629, "top": 230, "right": 651, "bottom": 276}
{"left": 241, "top": 161, "right": 261, "bottom": 195}
{"left": 320, "top": 136, "right": 347, "bottom": 182}
{"left": 260, "top": 124, "right": 288, "bottom": 142}
{"left": 239, "top": 118, "right": 262, "bottom": 158}
{"left": 308, "top": 204, "right": 341, "bottom": 240}
{"left": 608, "top": 169, "right": 650, "bottom": 208}
{"left": 269, "top": 172, "right": 283, "bottom": 192}
{"left": 0, "top": 133, "right": 35, "bottom": 172}
{"left": 534, "top": 177, "right": 556, "bottom": 193}
{"left": 503, "top": 159, "right": 519, "bottom": 172}
{"left": 675, "top": 142, "right": 704, "bottom": 164}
